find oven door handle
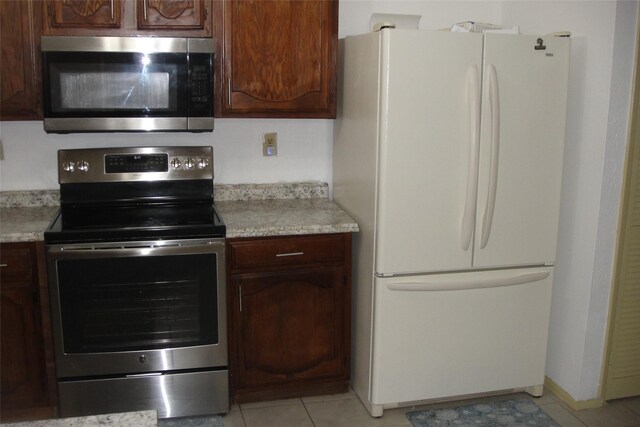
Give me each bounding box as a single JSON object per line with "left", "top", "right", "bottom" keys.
{"left": 47, "top": 239, "right": 225, "bottom": 259}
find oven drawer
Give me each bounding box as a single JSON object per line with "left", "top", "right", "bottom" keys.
{"left": 228, "top": 234, "right": 347, "bottom": 270}
{"left": 58, "top": 369, "right": 229, "bottom": 419}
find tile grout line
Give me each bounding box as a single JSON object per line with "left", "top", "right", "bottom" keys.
{"left": 301, "top": 399, "right": 318, "bottom": 427}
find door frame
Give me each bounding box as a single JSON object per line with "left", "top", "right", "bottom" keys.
{"left": 601, "top": 5, "right": 640, "bottom": 401}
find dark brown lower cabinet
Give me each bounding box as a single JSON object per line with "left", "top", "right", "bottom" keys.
{"left": 227, "top": 234, "right": 351, "bottom": 403}
{"left": 1, "top": 242, "right": 56, "bottom": 422}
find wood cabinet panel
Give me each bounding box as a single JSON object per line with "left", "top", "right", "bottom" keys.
{"left": 217, "top": 0, "right": 337, "bottom": 118}
{"left": 227, "top": 234, "right": 351, "bottom": 403}
{"left": 0, "top": 0, "right": 42, "bottom": 120}
{"left": 44, "top": 0, "right": 211, "bottom": 36}
{"left": 229, "top": 234, "right": 345, "bottom": 270}
{"left": 45, "top": 0, "right": 122, "bottom": 31}
{"left": 137, "top": 0, "right": 208, "bottom": 31}
{"left": 234, "top": 267, "right": 347, "bottom": 389}
{"left": 0, "top": 243, "right": 50, "bottom": 421}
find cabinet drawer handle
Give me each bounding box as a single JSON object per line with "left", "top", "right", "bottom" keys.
{"left": 0, "top": 264, "right": 7, "bottom": 268}
{"left": 276, "top": 252, "right": 304, "bottom": 257}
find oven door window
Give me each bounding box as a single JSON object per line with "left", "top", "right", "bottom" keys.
{"left": 43, "top": 52, "right": 187, "bottom": 117}
{"left": 56, "top": 253, "right": 218, "bottom": 353}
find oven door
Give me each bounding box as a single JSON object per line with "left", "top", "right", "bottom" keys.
{"left": 47, "top": 238, "right": 226, "bottom": 379}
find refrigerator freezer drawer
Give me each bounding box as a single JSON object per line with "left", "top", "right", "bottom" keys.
{"left": 370, "top": 267, "right": 553, "bottom": 405}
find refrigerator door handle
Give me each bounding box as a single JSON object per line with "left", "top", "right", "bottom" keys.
{"left": 461, "top": 65, "right": 481, "bottom": 250}
{"left": 386, "top": 271, "right": 550, "bottom": 292}
{"left": 480, "top": 64, "right": 501, "bottom": 249}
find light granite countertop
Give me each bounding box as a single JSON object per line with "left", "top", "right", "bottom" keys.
{"left": 218, "top": 198, "right": 358, "bottom": 238}
{"left": 0, "top": 183, "right": 358, "bottom": 243}
{"left": 0, "top": 206, "right": 59, "bottom": 243}
{"left": 2, "top": 410, "right": 157, "bottom": 427}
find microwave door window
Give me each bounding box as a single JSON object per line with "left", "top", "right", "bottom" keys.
{"left": 45, "top": 53, "right": 187, "bottom": 117}
{"left": 59, "top": 71, "right": 171, "bottom": 110}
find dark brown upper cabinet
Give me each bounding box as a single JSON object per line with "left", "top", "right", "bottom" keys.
{"left": 215, "top": 0, "right": 337, "bottom": 118}
{"left": 44, "top": 0, "right": 212, "bottom": 37}
{"left": 0, "top": 0, "right": 43, "bottom": 120}
{"left": 137, "top": 0, "right": 209, "bottom": 31}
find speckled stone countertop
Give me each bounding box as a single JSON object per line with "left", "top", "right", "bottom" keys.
{"left": 1, "top": 190, "right": 60, "bottom": 243}
{"left": 218, "top": 198, "right": 358, "bottom": 238}
{"left": 0, "top": 182, "right": 358, "bottom": 242}
{"left": 2, "top": 410, "right": 157, "bottom": 427}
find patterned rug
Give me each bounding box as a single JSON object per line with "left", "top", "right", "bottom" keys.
{"left": 406, "top": 398, "right": 560, "bottom": 427}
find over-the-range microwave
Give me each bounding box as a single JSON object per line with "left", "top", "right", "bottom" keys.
{"left": 41, "top": 36, "right": 214, "bottom": 133}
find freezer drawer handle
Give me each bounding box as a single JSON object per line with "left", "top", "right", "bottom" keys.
{"left": 461, "top": 65, "right": 481, "bottom": 251}
{"left": 386, "top": 271, "right": 550, "bottom": 292}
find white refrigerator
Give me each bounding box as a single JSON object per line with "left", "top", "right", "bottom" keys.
{"left": 333, "top": 29, "right": 570, "bottom": 417}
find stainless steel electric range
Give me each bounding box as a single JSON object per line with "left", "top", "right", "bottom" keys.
{"left": 44, "top": 146, "right": 228, "bottom": 419}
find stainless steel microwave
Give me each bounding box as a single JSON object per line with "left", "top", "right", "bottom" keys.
{"left": 41, "top": 36, "right": 214, "bottom": 133}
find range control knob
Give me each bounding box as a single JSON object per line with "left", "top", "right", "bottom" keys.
{"left": 170, "top": 158, "right": 182, "bottom": 169}
{"left": 197, "top": 157, "right": 210, "bottom": 169}
{"left": 77, "top": 160, "right": 89, "bottom": 172}
{"left": 62, "top": 161, "right": 75, "bottom": 172}
{"left": 184, "top": 157, "right": 195, "bottom": 169}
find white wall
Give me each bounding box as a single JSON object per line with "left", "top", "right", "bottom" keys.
{"left": 0, "top": 0, "right": 636, "bottom": 403}
{"left": 0, "top": 119, "right": 333, "bottom": 190}
{"left": 500, "top": 0, "right": 637, "bottom": 401}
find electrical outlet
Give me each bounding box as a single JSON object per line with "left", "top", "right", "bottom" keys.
{"left": 263, "top": 132, "right": 278, "bottom": 157}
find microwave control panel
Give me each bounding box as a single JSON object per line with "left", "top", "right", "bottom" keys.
{"left": 188, "top": 53, "right": 213, "bottom": 117}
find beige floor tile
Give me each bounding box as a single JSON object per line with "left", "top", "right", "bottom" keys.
{"left": 241, "top": 403, "right": 313, "bottom": 427}
{"left": 222, "top": 406, "right": 246, "bottom": 427}
{"left": 620, "top": 396, "right": 640, "bottom": 416}
{"left": 534, "top": 391, "right": 561, "bottom": 406}
{"left": 538, "top": 403, "right": 587, "bottom": 427}
{"left": 305, "top": 396, "right": 411, "bottom": 427}
{"left": 239, "top": 398, "right": 302, "bottom": 410}
{"left": 379, "top": 406, "right": 415, "bottom": 426}
{"left": 572, "top": 401, "right": 640, "bottom": 427}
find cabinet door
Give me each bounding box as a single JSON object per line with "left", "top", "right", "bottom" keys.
{"left": 233, "top": 267, "right": 348, "bottom": 389}
{"left": 473, "top": 35, "right": 570, "bottom": 268}
{"left": 0, "top": 243, "right": 48, "bottom": 415}
{"left": 0, "top": 0, "right": 42, "bottom": 120}
{"left": 1, "top": 287, "right": 48, "bottom": 412}
{"left": 137, "top": 0, "right": 209, "bottom": 32}
{"left": 44, "top": 0, "right": 122, "bottom": 32}
{"left": 219, "top": 0, "right": 337, "bottom": 118}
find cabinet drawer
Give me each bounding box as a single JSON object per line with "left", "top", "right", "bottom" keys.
{"left": 0, "top": 243, "right": 36, "bottom": 283}
{"left": 229, "top": 234, "right": 346, "bottom": 270}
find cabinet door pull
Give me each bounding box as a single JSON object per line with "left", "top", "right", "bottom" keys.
{"left": 227, "top": 79, "right": 232, "bottom": 106}
{"left": 0, "top": 264, "right": 7, "bottom": 268}
{"left": 239, "top": 284, "right": 243, "bottom": 312}
{"left": 143, "top": 0, "right": 148, "bottom": 21}
{"left": 110, "top": 0, "right": 115, "bottom": 20}
{"left": 276, "top": 252, "right": 304, "bottom": 257}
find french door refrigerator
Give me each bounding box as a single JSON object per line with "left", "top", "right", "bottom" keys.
{"left": 333, "top": 29, "right": 570, "bottom": 417}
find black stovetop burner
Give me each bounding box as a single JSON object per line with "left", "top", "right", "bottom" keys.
{"left": 45, "top": 202, "right": 226, "bottom": 244}
{"left": 44, "top": 146, "right": 226, "bottom": 245}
